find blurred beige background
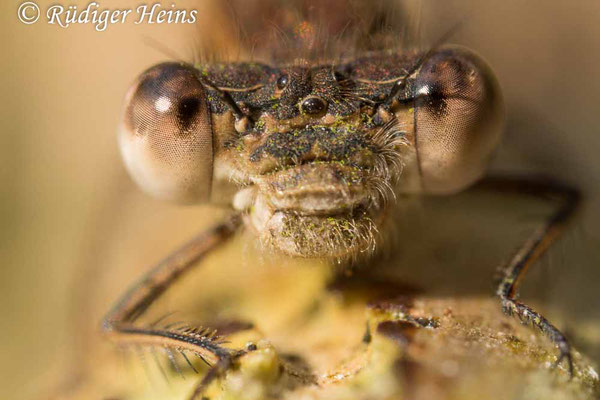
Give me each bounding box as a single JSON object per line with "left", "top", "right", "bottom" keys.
{"left": 0, "top": 1, "right": 599, "bottom": 398}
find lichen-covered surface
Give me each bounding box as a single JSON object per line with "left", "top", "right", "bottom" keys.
{"left": 50, "top": 220, "right": 599, "bottom": 399}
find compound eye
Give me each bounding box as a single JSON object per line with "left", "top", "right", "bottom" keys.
{"left": 412, "top": 45, "right": 504, "bottom": 194}
{"left": 118, "top": 62, "right": 213, "bottom": 203}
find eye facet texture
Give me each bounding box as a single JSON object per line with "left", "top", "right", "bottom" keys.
{"left": 412, "top": 45, "right": 504, "bottom": 194}
{"left": 118, "top": 62, "right": 213, "bottom": 203}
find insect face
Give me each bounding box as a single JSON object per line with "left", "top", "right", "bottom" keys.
{"left": 119, "top": 46, "right": 503, "bottom": 259}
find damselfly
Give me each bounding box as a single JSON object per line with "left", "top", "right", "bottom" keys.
{"left": 84, "top": 1, "right": 599, "bottom": 399}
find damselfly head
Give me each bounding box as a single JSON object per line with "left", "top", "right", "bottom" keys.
{"left": 118, "top": 17, "right": 503, "bottom": 260}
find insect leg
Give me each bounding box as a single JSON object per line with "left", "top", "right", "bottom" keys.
{"left": 101, "top": 214, "right": 247, "bottom": 382}
{"left": 482, "top": 177, "right": 580, "bottom": 377}
{"left": 187, "top": 356, "right": 235, "bottom": 400}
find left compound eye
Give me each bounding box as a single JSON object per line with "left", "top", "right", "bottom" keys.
{"left": 118, "top": 62, "right": 214, "bottom": 203}
{"left": 410, "top": 45, "right": 504, "bottom": 194}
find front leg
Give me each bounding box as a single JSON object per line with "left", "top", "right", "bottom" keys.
{"left": 102, "top": 214, "right": 248, "bottom": 398}
{"left": 482, "top": 177, "right": 580, "bottom": 377}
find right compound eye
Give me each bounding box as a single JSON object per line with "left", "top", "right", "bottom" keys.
{"left": 410, "top": 46, "right": 504, "bottom": 194}
{"left": 118, "top": 62, "right": 214, "bottom": 203}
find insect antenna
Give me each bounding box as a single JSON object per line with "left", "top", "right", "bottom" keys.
{"left": 192, "top": 72, "right": 254, "bottom": 131}
{"left": 141, "top": 35, "right": 186, "bottom": 62}
{"left": 379, "top": 21, "right": 465, "bottom": 107}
